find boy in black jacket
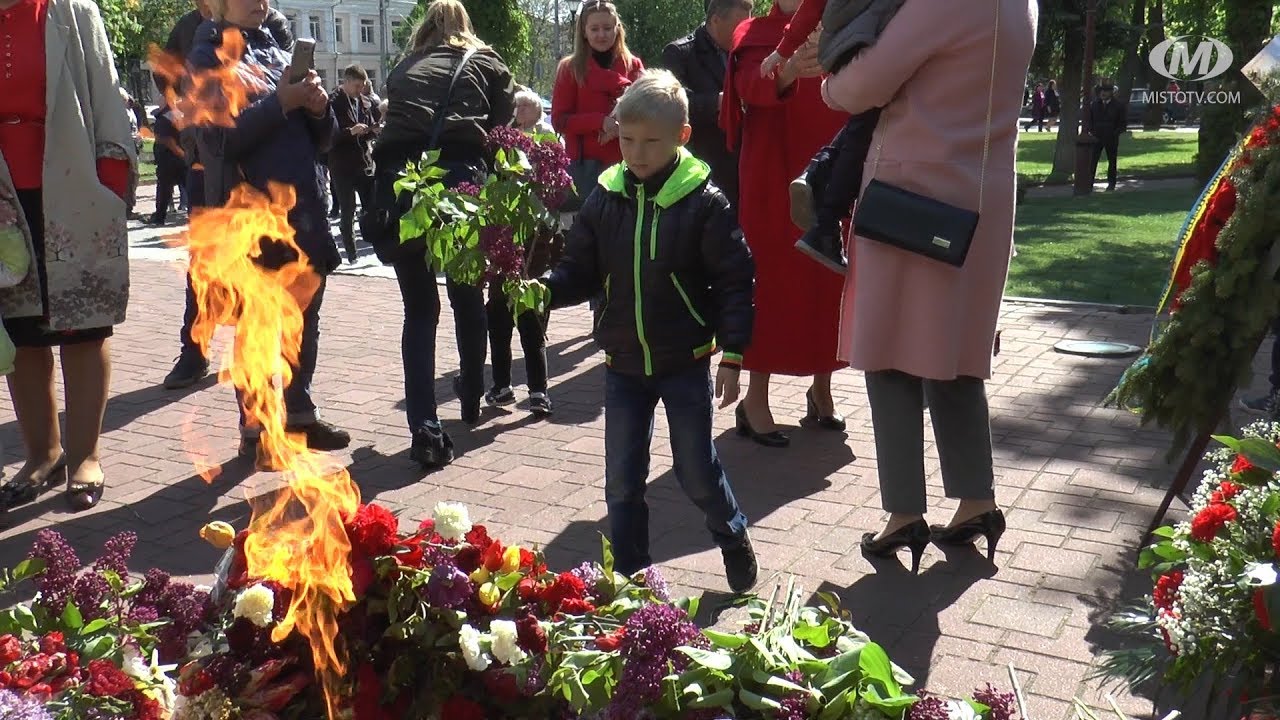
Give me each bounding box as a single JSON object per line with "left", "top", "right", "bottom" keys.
{"left": 541, "top": 70, "right": 758, "bottom": 593}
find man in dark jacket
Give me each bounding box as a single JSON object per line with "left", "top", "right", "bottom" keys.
{"left": 147, "top": 105, "right": 187, "bottom": 225}
{"left": 328, "top": 64, "right": 378, "bottom": 264}
{"left": 1087, "top": 83, "right": 1127, "bottom": 191}
{"left": 160, "top": 0, "right": 293, "bottom": 389}
{"left": 659, "top": 0, "right": 751, "bottom": 210}
{"left": 188, "top": 11, "right": 351, "bottom": 460}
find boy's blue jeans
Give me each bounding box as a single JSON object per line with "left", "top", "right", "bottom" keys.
{"left": 604, "top": 359, "right": 749, "bottom": 574}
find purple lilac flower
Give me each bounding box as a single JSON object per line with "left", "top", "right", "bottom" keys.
{"left": 71, "top": 572, "right": 111, "bottom": 620}
{"left": 28, "top": 530, "right": 81, "bottom": 614}
{"left": 92, "top": 531, "right": 137, "bottom": 577}
{"left": 454, "top": 182, "right": 483, "bottom": 197}
{"left": 971, "top": 683, "right": 1018, "bottom": 720}
{"left": 0, "top": 689, "right": 53, "bottom": 720}
{"left": 488, "top": 125, "right": 535, "bottom": 154}
{"left": 907, "top": 693, "right": 951, "bottom": 720}
{"left": 529, "top": 140, "right": 572, "bottom": 210}
{"left": 134, "top": 568, "right": 171, "bottom": 606}
{"left": 479, "top": 224, "right": 523, "bottom": 281}
{"left": 642, "top": 566, "right": 670, "bottom": 603}
{"left": 569, "top": 562, "right": 603, "bottom": 590}
{"left": 775, "top": 669, "right": 807, "bottom": 720}
{"left": 425, "top": 563, "right": 473, "bottom": 609}
{"left": 158, "top": 582, "right": 210, "bottom": 634}
{"left": 607, "top": 604, "right": 707, "bottom": 719}
{"left": 128, "top": 604, "right": 160, "bottom": 624}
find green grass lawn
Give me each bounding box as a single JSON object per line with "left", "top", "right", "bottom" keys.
{"left": 139, "top": 139, "right": 156, "bottom": 182}
{"left": 1015, "top": 130, "right": 1198, "bottom": 185}
{"left": 1008, "top": 185, "right": 1199, "bottom": 305}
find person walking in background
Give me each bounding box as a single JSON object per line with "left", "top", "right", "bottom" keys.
{"left": 1022, "top": 81, "right": 1045, "bottom": 131}
{"left": 1087, "top": 83, "right": 1126, "bottom": 191}
{"left": 822, "top": 0, "right": 1037, "bottom": 572}
{"left": 1044, "top": 78, "right": 1059, "bottom": 131}
{"left": 660, "top": 0, "right": 751, "bottom": 211}
{"left": 551, "top": 0, "right": 644, "bottom": 207}
{"left": 373, "top": 0, "right": 515, "bottom": 469}
{"left": 720, "top": 0, "right": 849, "bottom": 449}
{"left": 148, "top": 103, "right": 188, "bottom": 225}
{"left": 540, "top": 71, "right": 758, "bottom": 592}
{"left": 0, "top": 0, "right": 136, "bottom": 512}
{"left": 328, "top": 64, "right": 378, "bottom": 265}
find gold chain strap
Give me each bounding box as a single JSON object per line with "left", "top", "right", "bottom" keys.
{"left": 868, "top": 1, "right": 1001, "bottom": 210}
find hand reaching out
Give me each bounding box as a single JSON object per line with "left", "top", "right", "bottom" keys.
{"left": 760, "top": 51, "right": 785, "bottom": 78}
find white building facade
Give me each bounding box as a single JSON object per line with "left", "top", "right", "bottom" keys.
{"left": 272, "top": 0, "right": 417, "bottom": 91}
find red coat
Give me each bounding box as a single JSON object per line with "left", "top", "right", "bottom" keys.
{"left": 550, "top": 54, "right": 644, "bottom": 166}
{"left": 721, "top": 4, "right": 848, "bottom": 376}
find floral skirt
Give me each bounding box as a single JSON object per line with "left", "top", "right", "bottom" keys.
{"left": 2, "top": 189, "right": 113, "bottom": 348}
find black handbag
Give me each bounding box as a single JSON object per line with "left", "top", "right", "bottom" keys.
{"left": 849, "top": 2, "right": 999, "bottom": 268}
{"left": 359, "top": 47, "right": 478, "bottom": 265}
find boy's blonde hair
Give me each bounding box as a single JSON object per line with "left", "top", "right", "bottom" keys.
{"left": 614, "top": 70, "right": 688, "bottom": 130}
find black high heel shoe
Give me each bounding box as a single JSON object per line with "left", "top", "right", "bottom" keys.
{"left": 860, "top": 520, "right": 931, "bottom": 575}
{"left": 929, "top": 509, "right": 1006, "bottom": 561}
{"left": 735, "top": 403, "right": 790, "bottom": 448}
{"left": 802, "top": 388, "right": 846, "bottom": 431}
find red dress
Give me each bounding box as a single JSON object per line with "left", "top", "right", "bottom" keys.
{"left": 550, "top": 53, "right": 644, "bottom": 166}
{"left": 721, "top": 4, "right": 848, "bottom": 376}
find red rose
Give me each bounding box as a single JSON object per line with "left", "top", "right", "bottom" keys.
{"left": 515, "top": 614, "right": 548, "bottom": 654}
{"left": 418, "top": 518, "right": 435, "bottom": 534}
{"left": 516, "top": 574, "right": 542, "bottom": 602}
{"left": 1256, "top": 588, "right": 1273, "bottom": 631}
{"left": 0, "top": 635, "right": 22, "bottom": 665}
{"left": 395, "top": 535, "right": 426, "bottom": 569}
{"left": 595, "top": 627, "right": 626, "bottom": 652}
{"left": 1231, "top": 455, "right": 1256, "bottom": 475}
{"left": 28, "top": 682, "right": 53, "bottom": 699}
{"left": 440, "top": 695, "right": 487, "bottom": 720}
{"left": 345, "top": 503, "right": 400, "bottom": 558}
{"left": 482, "top": 668, "right": 522, "bottom": 704}
{"left": 38, "top": 632, "right": 65, "bottom": 656}
{"left": 1190, "top": 502, "right": 1237, "bottom": 542}
{"left": 559, "top": 598, "right": 595, "bottom": 615}
{"left": 519, "top": 549, "right": 536, "bottom": 571}
{"left": 86, "top": 658, "right": 135, "bottom": 697}
{"left": 541, "top": 572, "right": 586, "bottom": 613}
{"left": 349, "top": 553, "right": 376, "bottom": 598}
{"left": 130, "top": 691, "right": 164, "bottom": 720}
{"left": 482, "top": 540, "right": 506, "bottom": 573}
{"left": 1153, "top": 570, "right": 1184, "bottom": 612}
{"left": 465, "top": 525, "right": 494, "bottom": 552}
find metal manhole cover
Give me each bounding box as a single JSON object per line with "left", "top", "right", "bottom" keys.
{"left": 1053, "top": 340, "right": 1144, "bottom": 358}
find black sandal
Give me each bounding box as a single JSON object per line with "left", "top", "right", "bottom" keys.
{"left": 66, "top": 468, "right": 106, "bottom": 511}
{"left": 0, "top": 457, "right": 67, "bottom": 510}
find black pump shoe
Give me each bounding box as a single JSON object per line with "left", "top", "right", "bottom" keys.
{"left": 929, "top": 509, "right": 1006, "bottom": 561}
{"left": 802, "top": 389, "right": 846, "bottom": 431}
{"left": 860, "top": 520, "right": 931, "bottom": 575}
{"left": 735, "top": 403, "right": 790, "bottom": 448}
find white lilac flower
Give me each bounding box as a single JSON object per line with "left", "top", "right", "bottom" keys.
{"left": 232, "top": 583, "right": 276, "bottom": 628}
{"left": 489, "top": 619, "right": 527, "bottom": 665}
{"left": 433, "top": 502, "right": 473, "bottom": 542}
{"left": 459, "top": 624, "right": 492, "bottom": 671}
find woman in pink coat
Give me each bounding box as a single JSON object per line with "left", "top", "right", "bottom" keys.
{"left": 822, "top": 0, "right": 1037, "bottom": 572}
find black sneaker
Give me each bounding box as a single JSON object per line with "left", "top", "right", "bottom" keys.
{"left": 721, "top": 532, "right": 758, "bottom": 594}
{"left": 163, "top": 353, "right": 210, "bottom": 390}
{"left": 454, "top": 377, "right": 481, "bottom": 425}
{"left": 528, "top": 392, "right": 553, "bottom": 417}
{"left": 285, "top": 420, "right": 351, "bottom": 451}
{"left": 1241, "top": 389, "right": 1280, "bottom": 419}
{"left": 794, "top": 222, "right": 847, "bottom": 274}
{"left": 485, "top": 386, "right": 517, "bottom": 406}
{"left": 146, "top": 213, "right": 166, "bottom": 226}
{"left": 410, "top": 422, "right": 454, "bottom": 470}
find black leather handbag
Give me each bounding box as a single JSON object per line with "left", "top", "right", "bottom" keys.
{"left": 850, "top": 2, "right": 999, "bottom": 269}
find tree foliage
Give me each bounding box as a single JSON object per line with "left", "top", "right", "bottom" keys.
{"left": 612, "top": 0, "right": 703, "bottom": 67}
{"left": 94, "top": 0, "right": 188, "bottom": 63}
{"left": 394, "top": 0, "right": 531, "bottom": 79}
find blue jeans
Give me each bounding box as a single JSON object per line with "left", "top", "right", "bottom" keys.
{"left": 604, "top": 360, "right": 749, "bottom": 574}
{"left": 239, "top": 277, "right": 325, "bottom": 436}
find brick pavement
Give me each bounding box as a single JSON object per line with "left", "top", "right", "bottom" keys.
{"left": 1, "top": 242, "right": 1256, "bottom": 719}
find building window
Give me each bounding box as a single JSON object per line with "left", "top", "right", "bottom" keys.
{"left": 308, "top": 15, "right": 321, "bottom": 41}
{"left": 391, "top": 19, "right": 403, "bottom": 37}
{"left": 359, "top": 18, "right": 376, "bottom": 45}
{"left": 284, "top": 11, "right": 298, "bottom": 34}
{"left": 333, "top": 17, "right": 344, "bottom": 43}
{"left": 316, "top": 69, "right": 328, "bottom": 87}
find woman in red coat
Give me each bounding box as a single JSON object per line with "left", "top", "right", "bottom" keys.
{"left": 721, "top": 0, "right": 848, "bottom": 447}
{"left": 550, "top": 0, "right": 644, "bottom": 175}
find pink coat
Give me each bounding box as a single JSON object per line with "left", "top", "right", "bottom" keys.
{"left": 823, "top": 0, "right": 1038, "bottom": 380}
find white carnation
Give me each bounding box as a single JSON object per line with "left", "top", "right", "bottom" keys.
{"left": 232, "top": 584, "right": 276, "bottom": 628}
{"left": 433, "top": 502, "right": 473, "bottom": 542}
{"left": 489, "top": 620, "right": 527, "bottom": 665}
{"left": 459, "top": 624, "right": 492, "bottom": 671}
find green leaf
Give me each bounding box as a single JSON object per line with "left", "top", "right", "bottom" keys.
{"left": 702, "top": 629, "right": 749, "bottom": 649}
{"left": 11, "top": 558, "right": 46, "bottom": 582}
{"left": 676, "top": 596, "right": 700, "bottom": 620}
{"left": 739, "top": 688, "right": 782, "bottom": 710}
{"left": 13, "top": 604, "right": 36, "bottom": 633}
{"left": 764, "top": 673, "right": 808, "bottom": 695}
{"left": 857, "top": 642, "right": 901, "bottom": 696}
{"left": 818, "top": 688, "right": 853, "bottom": 720}
{"left": 494, "top": 571, "right": 523, "bottom": 592}
{"left": 81, "top": 635, "right": 115, "bottom": 659}
{"left": 601, "top": 535, "right": 615, "bottom": 580}
{"left": 1216, "top": 436, "right": 1280, "bottom": 472}
{"left": 792, "top": 621, "right": 833, "bottom": 648}
{"left": 677, "top": 646, "right": 733, "bottom": 671}
{"left": 1150, "top": 526, "right": 1175, "bottom": 539}
{"left": 1138, "top": 546, "right": 1159, "bottom": 569}
{"left": 687, "top": 688, "right": 735, "bottom": 709}
{"left": 60, "top": 602, "right": 83, "bottom": 631}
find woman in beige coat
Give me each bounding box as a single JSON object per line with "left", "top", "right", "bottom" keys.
{"left": 0, "top": 0, "right": 134, "bottom": 513}
{"left": 822, "top": 0, "right": 1036, "bottom": 571}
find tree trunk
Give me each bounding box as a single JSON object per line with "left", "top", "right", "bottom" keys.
{"left": 1049, "top": 40, "right": 1084, "bottom": 183}
{"left": 1196, "top": 0, "right": 1275, "bottom": 182}
{"left": 1142, "top": 0, "right": 1167, "bottom": 129}
{"left": 1116, "top": 0, "right": 1148, "bottom": 102}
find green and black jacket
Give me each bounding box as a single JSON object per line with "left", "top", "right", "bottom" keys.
{"left": 545, "top": 148, "right": 755, "bottom": 378}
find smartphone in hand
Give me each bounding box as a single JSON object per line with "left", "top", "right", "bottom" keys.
{"left": 289, "top": 38, "right": 316, "bottom": 84}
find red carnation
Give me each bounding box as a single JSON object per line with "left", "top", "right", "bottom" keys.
{"left": 38, "top": 632, "right": 65, "bottom": 656}
{"left": 1272, "top": 521, "right": 1280, "bottom": 558}
{"left": 541, "top": 572, "right": 586, "bottom": 613}
{"left": 519, "top": 548, "right": 536, "bottom": 570}
{"left": 1153, "top": 570, "right": 1184, "bottom": 612}
{"left": 440, "top": 695, "right": 487, "bottom": 720}
{"left": 349, "top": 553, "right": 376, "bottom": 598}
{"left": 595, "top": 627, "right": 626, "bottom": 652}
{"left": 1231, "top": 455, "right": 1256, "bottom": 475}
{"left": 1190, "top": 502, "right": 1237, "bottom": 542}
{"left": 86, "top": 658, "right": 135, "bottom": 697}
{"left": 559, "top": 598, "right": 595, "bottom": 615}
{"left": 1211, "top": 481, "right": 1242, "bottom": 504}
{"left": 345, "top": 503, "right": 400, "bottom": 557}
{"left": 130, "top": 691, "right": 164, "bottom": 720}
{"left": 177, "top": 664, "right": 215, "bottom": 696}
{"left": 465, "top": 525, "right": 494, "bottom": 551}
{"left": 0, "top": 635, "right": 22, "bottom": 665}
{"left": 515, "top": 614, "right": 548, "bottom": 654}
{"left": 1257, "top": 588, "right": 1273, "bottom": 631}
{"left": 482, "top": 668, "right": 522, "bottom": 704}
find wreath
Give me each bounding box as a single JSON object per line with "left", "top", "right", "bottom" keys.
{"left": 1107, "top": 105, "right": 1280, "bottom": 456}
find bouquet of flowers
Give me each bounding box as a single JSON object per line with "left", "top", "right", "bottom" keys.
{"left": 170, "top": 499, "right": 1021, "bottom": 720}
{"left": 396, "top": 126, "right": 573, "bottom": 318}
{"left": 0, "top": 530, "right": 208, "bottom": 719}
{"left": 1100, "top": 421, "right": 1280, "bottom": 716}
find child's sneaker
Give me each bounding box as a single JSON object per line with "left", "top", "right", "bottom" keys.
{"left": 486, "top": 386, "right": 517, "bottom": 406}
{"left": 789, "top": 172, "right": 817, "bottom": 230}
{"left": 794, "top": 222, "right": 847, "bottom": 274}
{"left": 721, "top": 532, "right": 758, "bottom": 594}
{"left": 528, "top": 392, "right": 553, "bottom": 417}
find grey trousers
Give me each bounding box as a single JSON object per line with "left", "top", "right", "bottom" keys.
{"left": 864, "top": 369, "right": 996, "bottom": 515}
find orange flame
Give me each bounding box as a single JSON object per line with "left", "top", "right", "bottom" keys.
{"left": 186, "top": 182, "right": 360, "bottom": 719}
{"left": 149, "top": 29, "right": 264, "bottom": 129}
